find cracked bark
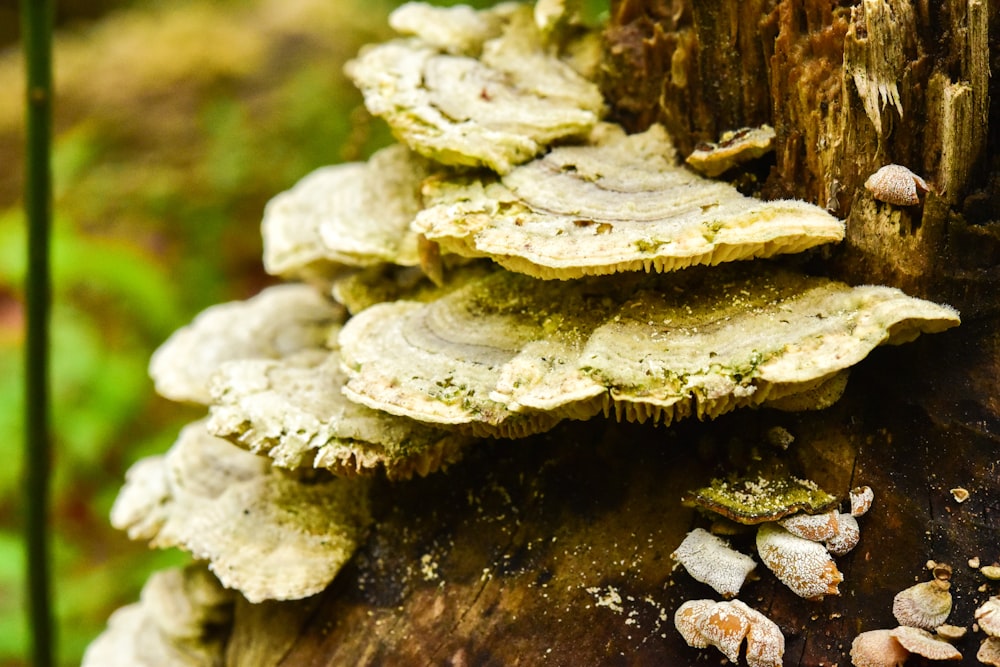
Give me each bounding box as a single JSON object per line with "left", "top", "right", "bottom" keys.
{"left": 220, "top": 1, "right": 1000, "bottom": 664}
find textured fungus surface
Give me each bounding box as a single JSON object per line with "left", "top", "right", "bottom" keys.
{"left": 345, "top": 4, "right": 604, "bottom": 173}
{"left": 208, "top": 346, "right": 474, "bottom": 479}
{"left": 671, "top": 528, "right": 756, "bottom": 598}
{"left": 110, "top": 421, "right": 372, "bottom": 603}
{"left": 261, "top": 144, "right": 432, "bottom": 280}
{"left": 683, "top": 465, "right": 839, "bottom": 524}
{"left": 82, "top": 564, "right": 234, "bottom": 667}
{"left": 415, "top": 124, "right": 844, "bottom": 279}
{"left": 149, "top": 284, "right": 343, "bottom": 404}
{"left": 338, "top": 263, "right": 959, "bottom": 437}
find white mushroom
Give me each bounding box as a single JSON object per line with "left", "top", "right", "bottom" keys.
{"left": 865, "top": 164, "right": 930, "bottom": 206}
{"left": 414, "top": 123, "right": 844, "bottom": 280}
{"left": 207, "top": 346, "right": 473, "bottom": 479}
{"left": 850, "top": 629, "right": 909, "bottom": 667}
{"left": 779, "top": 510, "right": 860, "bottom": 555}
{"left": 82, "top": 564, "right": 234, "bottom": 667}
{"left": 889, "top": 626, "right": 962, "bottom": 661}
{"left": 892, "top": 579, "right": 953, "bottom": 630}
{"left": 261, "top": 144, "right": 432, "bottom": 281}
{"left": 976, "top": 597, "right": 1000, "bottom": 637}
{"left": 346, "top": 4, "right": 603, "bottom": 173}
{"left": 338, "top": 263, "right": 959, "bottom": 437}
{"left": 756, "top": 522, "right": 843, "bottom": 599}
{"left": 149, "top": 284, "right": 343, "bottom": 404}
{"left": 850, "top": 485, "right": 875, "bottom": 517}
{"left": 671, "top": 528, "right": 756, "bottom": 598}
{"left": 111, "top": 420, "right": 371, "bottom": 602}
{"left": 674, "top": 598, "right": 784, "bottom": 667}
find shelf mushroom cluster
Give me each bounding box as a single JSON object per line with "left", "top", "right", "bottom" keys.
{"left": 98, "top": 0, "right": 963, "bottom": 660}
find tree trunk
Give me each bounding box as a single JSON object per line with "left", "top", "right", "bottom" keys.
{"left": 222, "top": 1, "right": 1000, "bottom": 664}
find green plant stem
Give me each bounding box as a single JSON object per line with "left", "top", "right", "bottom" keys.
{"left": 21, "top": 1, "right": 55, "bottom": 666}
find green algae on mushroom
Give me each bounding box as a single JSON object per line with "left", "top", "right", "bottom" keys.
{"left": 110, "top": 420, "right": 372, "bottom": 603}
{"left": 149, "top": 283, "right": 344, "bottom": 404}
{"left": 682, "top": 464, "right": 839, "bottom": 525}
{"left": 207, "top": 346, "right": 474, "bottom": 479}
{"left": 413, "top": 123, "right": 844, "bottom": 280}
{"left": 337, "top": 263, "right": 959, "bottom": 438}
{"left": 345, "top": 4, "right": 604, "bottom": 174}
{"left": 261, "top": 143, "right": 432, "bottom": 281}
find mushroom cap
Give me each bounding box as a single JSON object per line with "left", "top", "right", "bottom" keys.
{"left": 345, "top": 5, "right": 603, "bottom": 173}
{"left": 756, "top": 522, "right": 843, "bottom": 599}
{"left": 207, "top": 346, "right": 473, "bottom": 479}
{"left": 779, "top": 510, "right": 860, "bottom": 555}
{"left": 261, "top": 144, "right": 431, "bottom": 281}
{"left": 149, "top": 284, "right": 343, "bottom": 404}
{"left": 850, "top": 629, "right": 909, "bottom": 667}
{"left": 388, "top": 1, "right": 521, "bottom": 55}
{"left": 338, "top": 263, "right": 959, "bottom": 438}
{"left": 892, "top": 580, "right": 953, "bottom": 630}
{"left": 685, "top": 125, "right": 776, "bottom": 177}
{"left": 111, "top": 421, "right": 372, "bottom": 602}
{"left": 850, "top": 485, "right": 875, "bottom": 517}
{"left": 889, "top": 626, "right": 962, "bottom": 660}
{"left": 673, "top": 599, "right": 784, "bottom": 667}
{"left": 671, "top": 528, "right": 756, "bottom": 598}
{"left": 414, "top": 124, "right": 844, "bottom": 279}
{"left": 976, "top": 596, "right": 1000, "bottom": 637}
{"left": 865, "top": 164, "right": 929, "bottom": 206}
{"left": 82, "top": 564, "right": 233, "bottom": 667}
{"left": 979, "top": 637, "right": 1000, "bottom": 666}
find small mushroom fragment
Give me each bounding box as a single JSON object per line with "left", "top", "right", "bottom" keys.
{"left": 683, "top": 464, "right": 839, "bottom": 525}
{"left": 671, "top": 528, "right": 756, "bottom": 598}
{"left": 865, "top": 164, "right": 930, "bottom": 206}
{"left": 976, "top": 597, "right": 1000, "bottom": 637}
{"left": 980, "top": 637, "right": 1000, "bottom": 666}
{"left": 261, "top": 144, "right": 432, "bottom": 282}
{"left": 207, "top": 345, "right": 473, "bottom": 479}
{"left": 889, "top": 626, "right": 962, "bottom": 661}
{"left": 149, "top": 284, "right": 343, "bottom": 404}
{"left": 674, "top": 598, "right": 784, "bottom": 667}
{"left": 346, "top": 4, "right": 604, "bottom": 173}
{"left": 756, "top": 522, "right": 843, "bottom": 599}
{"left": 851, "top": 629, "right": 910, "bottom": 667}
{"left": 111, "top": 421, "right": 372, "bottom": 602}
{"left": 388, "top": 1, "right": 520, "bottom": 55}
{"left": 82, "top": 564, "right": 234, "bottom": 667}
{"left": 414, "top": 124, "right": 844, "bottom": 280}
{"left": 851, "top": 485, "right": 875, "bottom": 517}
{"left": 893, "top": 566, "right": 953, "bottom": 630}
{"left": 779, "top": 510, "right": 860, "bottom": 556}
{"left": 685, "top": 125, "right": 776, "bottom": 177}
{"left": 338, "top": 263, "right": 959, "bottom": 437}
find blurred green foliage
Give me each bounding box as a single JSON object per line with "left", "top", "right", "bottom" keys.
{"left": 0, "top": 0, "right": 607, "bottom": 664}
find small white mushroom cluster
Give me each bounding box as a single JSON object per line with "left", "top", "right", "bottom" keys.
{"left": 851, "top": 563, "right": 964, "bottom": 665}
{"left": 675, "top": 599, "right": 784, "bottom": 667}
{"left": 672, "top": 486, "right": 873, "bottom": 664}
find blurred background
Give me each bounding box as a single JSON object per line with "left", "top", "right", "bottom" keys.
{"left": 0, "top": 0, "right": 604, "bottom": 664}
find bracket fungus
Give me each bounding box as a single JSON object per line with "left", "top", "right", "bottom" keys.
{"left": 111, "top": 421, "right": 372, "bottom": 603}
{"left": 207, "top": 346, "right": 473, "bottom": 479}
{"left": 261, "top": 144, "right": 432, "bottom": 282}
{"left": 892, "top": 577, "right": 953, "bottom": 630}
{"left": 149, "top": 283, "right": 343, "bottom": 404}
{"left": 345, "top": 3, "right": 604, "bottom": 173}
{"left": 82, "top": 564, "right": 234, "bottom": 667}
{"left": 414, "top": 124, "right": 844, "bottom": 279}
{"left": 339, "top": 263, "right": 958, "bottom": 437}
{"left": 685, "top": 125, "right": 777, "bottom": 178}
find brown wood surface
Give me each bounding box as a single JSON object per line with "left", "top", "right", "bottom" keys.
{"left": 220, "top": 1, "right": 1000, "bottom": 664}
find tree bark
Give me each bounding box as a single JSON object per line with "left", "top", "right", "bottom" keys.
{"left": 221, "top": 1, "right": 1000, "bottom": 664}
